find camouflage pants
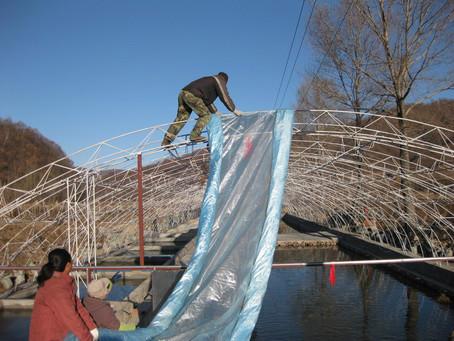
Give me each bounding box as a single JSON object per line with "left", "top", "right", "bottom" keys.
{"left": 162, "top": 90, "right": 211, "bottom": 144}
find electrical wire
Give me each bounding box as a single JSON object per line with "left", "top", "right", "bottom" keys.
{"left": 277, "top": 0, "right": 317, "bottom": 109}
{"left": 273, "top": 0, "right": 306, "bottom": 109}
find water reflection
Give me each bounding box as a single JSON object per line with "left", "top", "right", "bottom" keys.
{"left": 254, "top": 247, "right": 454, "bottom": 340}
{"left": 1, "top": 248, "right": 453, "bottom": 340}
{"left": 0, "top": 310, "right": 30, "bottom": 341}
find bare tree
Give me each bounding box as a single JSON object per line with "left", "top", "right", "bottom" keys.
{"left": 297, "top": 0, "right": 454, "bottom": 229}
{"left": 296, "top": 0, "right": 390, "bottom": 205}
{"left": 296, "top": 77, "right": 333, "bottom": 126}
{"left": 356, "top": 0, "right": 454, "bottom": 115}
{"left": 297, "top": 0, "right": 387, "bottom": 126}
{"left": 355, "top": 0, "right": 454, "bottom": 221}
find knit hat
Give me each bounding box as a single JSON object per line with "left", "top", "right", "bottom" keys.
{"left": 218, "top": 72, "right": 228, "bottom": 82}
{"left": 87, "top": 278, "right": 112, "bottom": 299}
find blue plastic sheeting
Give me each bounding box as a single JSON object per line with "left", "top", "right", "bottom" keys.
{"left": 72, "top": 110, "right": 293, "bottom": 340}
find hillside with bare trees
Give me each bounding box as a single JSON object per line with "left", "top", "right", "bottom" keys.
{"left": 0, "top": 118, "right": 74, "bottom": 189}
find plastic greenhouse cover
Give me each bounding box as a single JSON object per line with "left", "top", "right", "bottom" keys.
{"left": 71, "top": 110, "right": 294, "bottom": 340}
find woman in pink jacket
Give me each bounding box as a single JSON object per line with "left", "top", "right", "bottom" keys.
{"left": 29, "top": 248, "right": 99, "bottom": 341}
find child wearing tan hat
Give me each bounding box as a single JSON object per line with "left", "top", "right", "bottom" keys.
{"left": 84, "top": 278, "right": 139, "bottom": 331}
{"left": 83, "top": 278, "right": 120, "bottom": 330}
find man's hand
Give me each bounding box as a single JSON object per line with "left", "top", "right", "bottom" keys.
{"left": 90, "top": 328, "right": 99, "bottom": 341}
{"left": 233, "top": 109, "right": 243, "bottom": 116}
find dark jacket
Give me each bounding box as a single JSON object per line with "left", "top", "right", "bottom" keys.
{"left": 83, "top": 296, "right": 120, "bottom": 330}
{"left": 29, "top": 272, "right": 96, "bottom": 341}
{"left": 183, "top": 75, "right": 236, "bottom": 113}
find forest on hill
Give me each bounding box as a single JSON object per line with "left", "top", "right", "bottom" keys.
{"left": 0, "top": 118, "right": 73, "bottom": 189}
{"left": 406, "top": 99, "right": 454, "bottom": 129}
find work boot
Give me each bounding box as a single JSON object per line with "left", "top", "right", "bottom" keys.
{"left": 163, "top": 144, "right": 176, "bottom": 151}
{"left": 161, "top": 138, "right": 176, "bottom": 150}
{"left": 161, "top": 132, "right": 176, "bottom": 146}
{"left": 190, "top": 136, "right": 208, "bottom": 143}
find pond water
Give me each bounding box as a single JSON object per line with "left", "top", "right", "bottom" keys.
{"left": 254, "top": 247, "right": 454, "bottom": 340}
{"left": 1, "top": 247, "right": 453, "bottom": 340}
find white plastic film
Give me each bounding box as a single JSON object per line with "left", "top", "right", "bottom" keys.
{"left": 92, "top": 110, "right": 294, "bottom": 341}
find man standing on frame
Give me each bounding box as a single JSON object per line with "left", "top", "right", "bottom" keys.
{"left": 161, "top": 72, "right": 243, "bottom": 147}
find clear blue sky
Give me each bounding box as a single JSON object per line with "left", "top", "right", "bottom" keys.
{"left": 0, "top": 0, "right": 315, "bottom": 156}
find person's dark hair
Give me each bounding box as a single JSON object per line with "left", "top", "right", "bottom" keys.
{"left": 37, "top": 248, "right": 72, "bottom": 287}
{"left": 218, "top": 72, "right": 228, "bottom": 83}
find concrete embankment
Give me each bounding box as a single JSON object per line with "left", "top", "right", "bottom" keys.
{"left": 283, "top": 214, "right": 454, "bottom": 299}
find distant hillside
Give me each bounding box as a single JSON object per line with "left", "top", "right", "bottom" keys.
{"left": 406, "top": 99, "right": 454, "bottom": 128}
{"left": 0, "top": 118, "right": 74, "bottom": 189}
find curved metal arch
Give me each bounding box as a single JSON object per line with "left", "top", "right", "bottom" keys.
{"left": 288, "top": 109, "right": 454, "bottom": 257}
{"left": 0, "top": 110, "right": 453, "bottom": 267}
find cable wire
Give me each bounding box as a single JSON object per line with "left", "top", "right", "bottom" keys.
{"left": 273, "top": 0, "right": 306, "bottom": 109}
{"left": 277, "top": 0, "right": 317, "bottom": 109}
